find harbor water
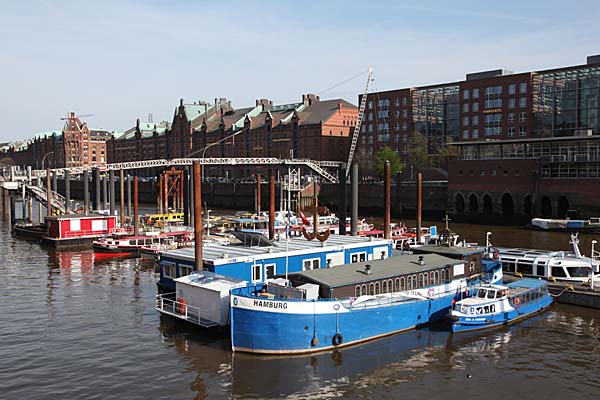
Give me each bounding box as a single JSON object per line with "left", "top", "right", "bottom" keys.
{"left": 1, "top": 214, "right": 599, "bottom": 399}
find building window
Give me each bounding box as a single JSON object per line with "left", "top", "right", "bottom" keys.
{"left": 519, "top": 83, "right": 527, "bottom": 93}
{"left": 368, "top": 113, "right": 373, "bottom": 121}
{"left": 463, "top": 129, "right": 469, "bottom": 139}
{"left": 508, "top": 127, "right": 515, "bottom": 137}
{"left": 394, "top": 98, "right": 400, "bottom": 107}
{"left": 368, "top": 101, "right": 373, "bottom": 109}
{"left": 402, "top": 109, "right": 408, "bottom": 118}
{"left": 394, "top": 110, "right": 400, "bottom": 118}
{"left": 508, "top": 98, "right": 516, "bottom": 109}
{"left": 519, "top": 112, "right": 527, "bottom": 122}
{"left": 519, "top": 97, "right": 527, "bottom": 108}
{"left": 472, "top": 116, "right": 479, "bottom": 125}
{"left": 368, "top": 124, "right": 373, "bottom": 133}
{"left": 368, "top": 136, "right": 373, "bottom": 144}
{"left": 480, "top": 169, "right": 485, "bottom": 176}
{"left": 473, "top": 88, "right": 479, "bottom": 98}
{"left": 463, "top": 89, "right": 470, "bottom": 100}
{"left": 472, "top": 102, "right": 479, "bottom": 112}
{"left": 402, "top": 122, "right": 407, "bottom": 131}
{"left": 463, "top": 103, "right": 469, "bottom": 113}
{"left": 519, "top": 126, "right": 527, "bottom": 136}
{"left": 484, "top": 86, "right": 502, "bottom": 109}
{"left": 463, "top": 116, "right": 469, "bottom": 127}
{"left": 508, "top": 113, "right": 515, "bottom": 123}
{"left": 509, "top": 84, "right": 516, "bottom": 94}
{"left": 472, "top": 129, "right": 479, "bottom": 139}
{"left": 484, "top": 113, "right": 502, "bottom": 136}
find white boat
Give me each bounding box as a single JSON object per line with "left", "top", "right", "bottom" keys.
{"left": 497, "top": 234, "right": 600, "bottom": 284}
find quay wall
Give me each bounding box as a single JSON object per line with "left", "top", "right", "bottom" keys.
{"left": 54, "top": 179, "right": 448, "bottom": 218}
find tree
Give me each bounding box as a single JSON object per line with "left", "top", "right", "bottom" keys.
{"left": 374, "top": 146, "right": 403, "bottom": 178}
{"left": 406, "top": 131, "right": 431, "bottom": 173}
{"left": 433, "top": 136, "right": 459, "bottom": 169}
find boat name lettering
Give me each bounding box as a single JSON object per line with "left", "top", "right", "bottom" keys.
{"left": 253, "top": 299, "right": 288, "bottom": 309}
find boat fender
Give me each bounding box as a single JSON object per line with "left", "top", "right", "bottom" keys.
{"left": 176, "top": 297, "right": 186, "bottom": 314}
{"left": 332, "top": 333, "right": 343, "bottom": 346}
{"left": 311, "top": 336, "right": 320, "bottom": 347}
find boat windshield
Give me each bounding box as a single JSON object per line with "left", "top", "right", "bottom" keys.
{"left": 477, "top": 289, "right": 487, "bottom": 298}
{"left": 487, "top": 290, "right": 496, "bottom": 299}
{"left": 567, "top": 266, "right": 592, "bottom": 278}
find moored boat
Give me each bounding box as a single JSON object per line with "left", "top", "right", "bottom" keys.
{"left": 229, "top": 253, "right": 490, "bottom": 354}
{"left": 448, "top": 278, "right": 553, "bottom": 333}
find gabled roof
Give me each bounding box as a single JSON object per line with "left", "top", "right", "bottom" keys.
{"left": 298, "top": 99, "right": 356, "bottom": 125}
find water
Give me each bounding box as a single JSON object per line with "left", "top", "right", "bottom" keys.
{"left": 1, "top": 214, "right": 599, "bottom": 399}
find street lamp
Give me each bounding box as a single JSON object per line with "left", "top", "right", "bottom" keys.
{"left": 196, "top": 129, "right": 246, "bottom": 182}
{"left": 41, "top": 151, "right": 54, "bottom": 170}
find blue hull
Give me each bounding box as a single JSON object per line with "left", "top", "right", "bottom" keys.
{"left": 451, "top": 295, "right": 553, "bottom": 333}
{"left": 231, "top": 293, "right": 455, "bottom": 354}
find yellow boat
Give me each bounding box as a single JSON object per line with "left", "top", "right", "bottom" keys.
{"left": 143, "top": 212, "right": 184, "bottom": 226}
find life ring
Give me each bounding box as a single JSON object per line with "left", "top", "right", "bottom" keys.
{"left": 427, "top": 288, "right": 435, "bottom": 298}
{"left": 332, "top": 333, "right": 343, "bottom": 346}
{"left": 176, "top": 297, "right": 186, "bottom": 314}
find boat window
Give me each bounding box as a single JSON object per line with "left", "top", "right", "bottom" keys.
{"left": 303, "top": 258, "right": 320, "bottom": 271}
{"left": 180, "top": 265, "right": 193, "bottom": 278}
{"left": 395, "top": 278, "right": 401, "bottom": 291}
{"left": 567, "top": 266, "right": 591, "bottom": 278}
{"left": 162, "top": 262, "right": 176, "bottom": 279}
{"left": 362, "top": 284, "right": 367, "bottom": 295}
{"left": 487, "top": 290, "right": 496, "bottom": 299}
{"left": 516, "top": 261, "right": 533, "bottom": 275}
{"left": 355, "top": 286, "right": 361, "bottom": 297}
{"left": 477, "top": 289, "right": 487, "bottom": 298}
{"left": 407, "top": 276, "right": 412, "bottom": 290}
{"left": 435, "top": 271, "right": 439, "bottom": 284}
{"left": 369, "top": 283, "right": 375, "bottom": 295}
{"left": 502, "top": 261, "right": 516, "bottom": 273}
{"left": 129, "top": 240, "right": 137, "bottom": 245}
{"left": 551, "top": 266, "right": 567, "bottom": 278}
{"left": 375, "top": 282, "right": 380, "bottom": 294}
{"left": 382, "top": 280, "right": 388, "bottom": 293}
{"left": 418, "top": 274, "right": 424, "bottom": 288}
{"left": 490, "top": 304, "right": 495, "bottom": 313}
{"left": 265, "top": 264, "right": 276, "bottom": 279}
{"left": 412, "top": 275, "right": 417, "bottom": 289}
{"left": 469, "top": 262, "right": 476, "bottom": 273}
{"left": 252, "top": 264, "right": 262, "bottom": 282}
{"left": 430, "top": 271, "right": 435, "bottom": 285}
{"left": 440, "top": 269, "right": 446, "bottom": 282}
{"left": 445, "top": 268, "right": 450, "bottom": 281}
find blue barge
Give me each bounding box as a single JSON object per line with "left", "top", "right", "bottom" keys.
{"left": 157, "top": 234, "right": 394, "bottom": 293}
{"left": 229, "top": 252, "right": 498, "bottom": 354}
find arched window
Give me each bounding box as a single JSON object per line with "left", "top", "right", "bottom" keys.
{"left": 375, "top": 282, "right": 380, "bottom": 294}
{"left": 362, "top": 284, "right": 367, "bottom": 295}
{"left": 412, "top": 275, "right": 417, "bottom": 288}
{"left": 418, "top": 274, "right": 424, "bottom": 288}
{"left": 389, "top": 280, "right": 394, "bottom": 293}
{"left": 407, "top": 276, "right": 412, "bottom": 290}
{"left": 382, "top": 280, "right": 388, "bottom": 293}
{"left": 395, "top": 278, "right": 400, "bottom": 291}
{"left": 369, "top": 283, "right": 375, "bottom": 295}
{"left": 355, "top": 285, "right": 361, "bottom": 297}
{"left": 430, "top": 271, "right": 435, "bottom": 285}
{"left": 435, "top": 271, "right": 439, "bottom": 284}
{"left": 400, "top": 277, "right": 405, "bottom": 291}
{"left": 423, "top": 273, "right": 429, "bottom": 287}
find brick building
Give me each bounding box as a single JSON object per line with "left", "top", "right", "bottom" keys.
{"left": 364, "top": 55, "right": 600, "bottom": 219}
{"left": 5, "top": 112, "right": 110, "bottom": 169}
{"left": 107, "top": 94, "right": 358, "bottom": 178}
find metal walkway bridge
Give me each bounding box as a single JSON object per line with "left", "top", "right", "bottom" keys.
{"left": 25, "top": 184, "right": 66, "bottom": 214}
{"left": 30, "top": 157, "right": 342, "bottom": 184}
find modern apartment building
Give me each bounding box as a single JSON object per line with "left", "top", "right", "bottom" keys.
{"left": 362, "top": 55, "right": 600, "bottom": 219}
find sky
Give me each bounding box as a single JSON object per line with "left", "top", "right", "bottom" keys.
{"left": 1, "top": 0, "right": 599, "bottom": 142}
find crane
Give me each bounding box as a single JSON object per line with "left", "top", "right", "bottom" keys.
{"left": 345, "top": 67, "right": 373, "bottom": 179}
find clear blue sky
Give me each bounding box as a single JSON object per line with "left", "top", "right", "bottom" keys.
{"left": 1, "top": 0, "right": 598, "bottom": 142}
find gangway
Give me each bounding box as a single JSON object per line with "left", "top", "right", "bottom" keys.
{"left": 25, "top": 184, "right": 66, "bottom": 214}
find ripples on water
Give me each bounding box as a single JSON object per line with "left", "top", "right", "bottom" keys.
{"left": 0, "top": 216, "right": 599, "bottom": 400}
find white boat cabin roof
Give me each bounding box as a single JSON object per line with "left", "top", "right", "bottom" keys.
{"left": 161, "top": 235, "right": 392, "bottom": 266}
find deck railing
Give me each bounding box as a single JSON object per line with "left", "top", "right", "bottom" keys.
{"left": 155, "top": 293, "right": 222, "bottom": 328}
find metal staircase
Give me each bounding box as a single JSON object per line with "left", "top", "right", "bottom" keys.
{"left": 346, "top": 68, "right": 373, "bottom": 179}
{"left": 26, "top": 184, "right": 66, "bottom": 214}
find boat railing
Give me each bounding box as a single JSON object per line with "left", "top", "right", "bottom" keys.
{"left": 155, "top": 293, "right": 221, "bottom": 328}
{"left": 64, "top": 229, "right": 108, "bottom": 238}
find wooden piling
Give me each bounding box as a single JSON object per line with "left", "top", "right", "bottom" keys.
{"left": 46, "top": 168, "right": 52, "bottom": 217}
{"left": 193, "top": 162, "right": 203, "bottom": 271}
{"left": 417, "top": 172, "right": 422, "bottom": 244}
{"left": 119, "top": 169, "right": 125, "bottom": 226}
{"left": 133, "top": 176, "right": 139, "bottom": 236}
{"left": 269, "top": 175, "right": 275, "bottom": 240}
